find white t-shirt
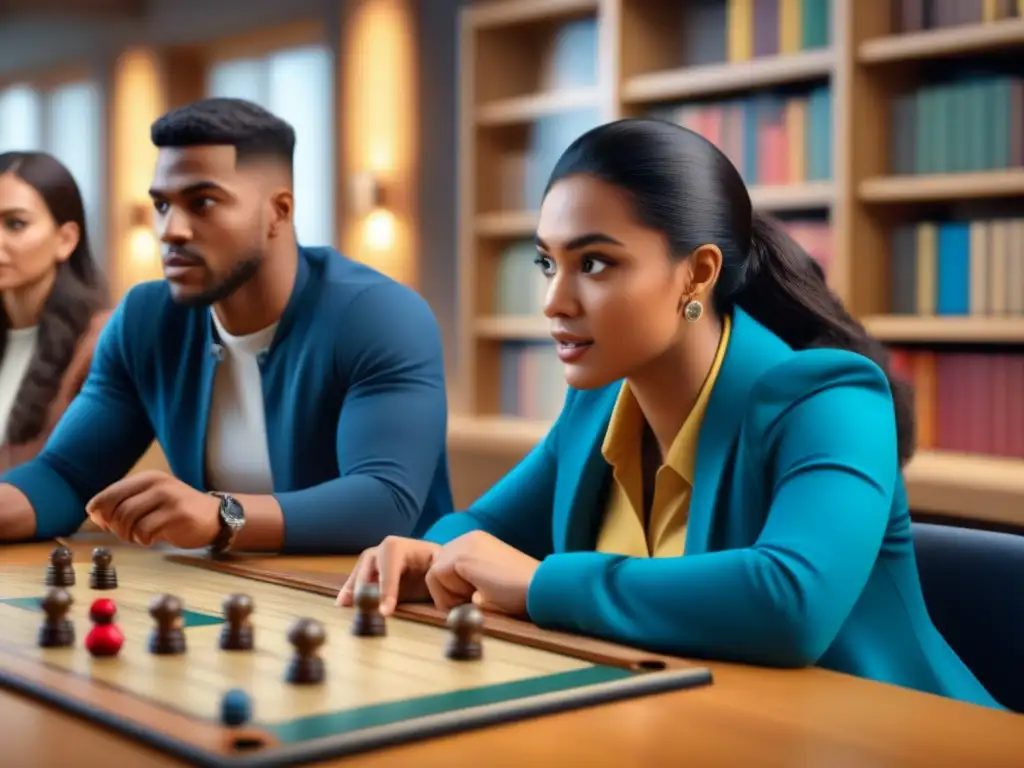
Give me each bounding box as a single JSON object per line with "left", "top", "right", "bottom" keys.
{"left": 204, "top": 310, "right": 277, "bottom": 493}
{"left": 0, "top": 325, "right": 39, "bottom": 441}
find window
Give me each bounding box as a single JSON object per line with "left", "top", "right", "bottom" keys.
{"left": 207, "top": 44, "right": 335, "bottom": 247}
{"left": 0, "top": 85, "right": 42, "bottom": 151}
{"left": 0, "top": 79, "right": 105, "bottom": 271}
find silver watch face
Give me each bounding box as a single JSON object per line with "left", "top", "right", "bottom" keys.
{"left": 220, "top": 496, "right": 245, "bottom": 529}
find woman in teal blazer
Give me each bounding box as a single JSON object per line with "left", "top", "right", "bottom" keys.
{"left": 339, "top": 119, "right": 1002, "bottom": 710}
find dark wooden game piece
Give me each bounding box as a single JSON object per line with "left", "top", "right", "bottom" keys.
{"left": 220, "top": 594, "right": 254, "bottom": 651}
{"left": 89, "top": 547, "right": 118, "bottom": 590}
{"left": 45, "top": 545, "right": 75, "bottom": 588}
{"left": 285, "top": 618, "right": 326, "bottom": 685}
{"left": 37, "top": 587, "right": 74, "bottom": 648}
{"left": 148, "top": 594, "right": 186, "bottom": 654}
{"left": 445, "top": 603, "right": 484, "bottom": 661}
{"left": 85, "top": 598, "right": 124, "bottom": 657}
{"left": 350, "top": 582, "right": 386, "bottom": 637}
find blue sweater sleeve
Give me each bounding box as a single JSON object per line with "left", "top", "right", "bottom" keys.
{"left": 422, "top": 425, "right": 559, "bottom": 560}
{"left": 526, "top": 351, "right": 898, "bottom": 668}
{"left": 1, "top": 296, "right": 155, "bottom": 540}
{"left": 273, "top": 283, "right": 449, "bottom": 553}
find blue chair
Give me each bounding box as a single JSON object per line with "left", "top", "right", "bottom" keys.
{"left": 912, "top": 521, "right": 1024, "bottom": 712}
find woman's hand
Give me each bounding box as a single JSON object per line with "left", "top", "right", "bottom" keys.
{"left": 425, "top": 531, "right": 540, "bottom": 617}
{"left": 336, "top": 536, "right": 441, "bottom": 616}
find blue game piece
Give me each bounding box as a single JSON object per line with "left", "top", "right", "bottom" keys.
{"left": 220, "top": 688, "right": 252, "bottom": 727}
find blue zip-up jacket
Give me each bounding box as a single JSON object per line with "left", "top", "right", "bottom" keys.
{"left": 1, "top": 246, "right": 453, "bottom": 553}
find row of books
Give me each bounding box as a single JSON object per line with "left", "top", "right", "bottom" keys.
{"left": 891, "top": 73, "right": 1024, "bottom": 176}
{"left": 726, "top": 0, "right": 830, "bottom": 62}
{"left": 893, "top": 0, "right": 1022, "bottom": 32}
{"left": 890, "top": 218, "right": 1024, "bottom": 316}
{"left": 499, "top": 342, "right": 567, "bottom": 423}
{"left": 891, "top": 349, "right": 1024, "bottom": 459}
{"left": 654, "top": 87, "right": 832, "bottom": 187}
{"left": 493, "top": 220, "right": 833, "bottom": 319}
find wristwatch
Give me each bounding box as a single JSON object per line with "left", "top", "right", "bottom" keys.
{"left": 209, "top": 492, "right": 246, "bottom": 555}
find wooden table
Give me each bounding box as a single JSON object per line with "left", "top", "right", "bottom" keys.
{"left": 3, "top": 537, "right": 1022, "bottom": 767}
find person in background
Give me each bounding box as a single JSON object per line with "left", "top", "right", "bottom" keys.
{"left": 0, "top": 151, "right": 108, "bottom": 473}
{"left": 0, "top": 98, "right": 452, "bottom": 554}
{"left": 338, "top": 118, "right": 1004, "bottom": 711}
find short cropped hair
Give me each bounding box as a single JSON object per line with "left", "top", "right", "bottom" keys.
{"left": 150, "top": 97, "right": 295, "bottom": 167}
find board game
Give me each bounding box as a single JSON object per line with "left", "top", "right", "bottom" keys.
{"left": 0, "top": 539, "right": 713, "bottom": 767}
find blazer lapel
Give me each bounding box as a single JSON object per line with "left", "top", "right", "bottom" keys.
{"left": 553, "top": 386, "right": 618, "bottom": 552}
{"left": 685, "top": 308, "right": 788, "bottom": 554}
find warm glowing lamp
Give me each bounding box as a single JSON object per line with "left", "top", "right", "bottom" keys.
{"left": 127, "top": 202, "right": 157, "bottom": 264}
{"left": 348, "top": 171, "right": 394, "bottom": 252}
{"left": 364, "top": 208, "right": 396, "bottom": 251}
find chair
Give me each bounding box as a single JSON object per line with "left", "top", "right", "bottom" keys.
{"left": 912, "top": 522, "right": 1024, "bottom": 713}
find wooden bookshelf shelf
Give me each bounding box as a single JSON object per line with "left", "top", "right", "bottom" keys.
{"left": 448, "top": 414, "right": 550, "bottom": 453}
{"left": 750, "top": 182, "right": 834, "bottom": 211}
{"left": 622, "top": 49, "right": 834, "bottom": 104}
{"left": 904, "top": 451, "right": 1024, "bottom": 529}
{"left": 859, "top": 170, "right": 1024, "bottom": 203}
{"left": 475, "top": 210, "right": 537, "bottom": 237}
{"left": 475, "top": 315, "right": 548, "bottom": 339}
{"left": 467, "top": 0, "right": 597, "bottom": 29}
{"left": 476, "top": 87, "right": 601, "bottom": 126}
{"left": 858, "top": 17, "right": 1024, "bottom": 64}
{"left": 863, "top": 315, "right": 1024, "bottom": 344}
{"left": 455, "top": 0, "right": 1024, "bottom": 529}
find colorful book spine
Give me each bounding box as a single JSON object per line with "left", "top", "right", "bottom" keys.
{"left": 892, "top": 73, "right": 1024, "bottom": 174}
{"left": 662, "top": 86, "right": 832, "bottom": 186}
{"left": 893, "top": 0, "right": 1018, "bottom": 32}
{"left": 726, "top": 0, "right": 830, "bottom": 61}
{"left": 889, "top": 349, "right": 1024, "bottom": 459}
{"left": 889, "top": 218, "right": 1024, "bottom": 316}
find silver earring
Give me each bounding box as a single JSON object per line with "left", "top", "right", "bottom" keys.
{"left": 683, "top": 299, "right": 703, "bottom": 323}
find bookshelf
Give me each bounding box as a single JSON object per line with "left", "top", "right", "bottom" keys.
{"left": 452, "top": 0, "right": 1024, "bottom": 530}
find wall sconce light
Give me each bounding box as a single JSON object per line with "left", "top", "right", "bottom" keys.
{"left": 127, "top": 202, "right": 158, "bottom": 264}
{"left": 348, "top": 171, "right": 395, "bottom": 252}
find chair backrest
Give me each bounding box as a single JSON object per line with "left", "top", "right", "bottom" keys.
{"left": 912, "top": 522, "right": 1024, "bottom": 712}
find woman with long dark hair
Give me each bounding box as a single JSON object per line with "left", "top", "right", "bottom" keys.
{"left": 338, "top": 119, "right": 1001, "bottom": 709}
{"left": 0, "top": 150, "right": 108, "bottom": 470}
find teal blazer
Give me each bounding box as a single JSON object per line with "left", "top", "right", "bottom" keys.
{"left": 425, "top": 307, "right": 1003, "bottom": 710}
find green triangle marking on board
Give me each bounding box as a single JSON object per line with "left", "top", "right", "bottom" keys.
{"left": 0, "top": 596, "right": 223, "bottom": 628}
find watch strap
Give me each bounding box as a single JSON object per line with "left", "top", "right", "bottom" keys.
{"left": 209, "top": 492, "right": 241, "bottom": 554}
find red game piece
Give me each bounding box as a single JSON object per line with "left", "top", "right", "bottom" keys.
{"left": 85, "top": 598, "right": 124, "bottom": 657}
{"left": 90, "top": 598, "right": 117, "bottom": 622}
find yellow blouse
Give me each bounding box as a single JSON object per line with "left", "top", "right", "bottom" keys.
{"left": 595, "top": 315, "right": 732, "bottom": 558}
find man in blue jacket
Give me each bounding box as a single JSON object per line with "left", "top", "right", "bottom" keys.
{"left": 0, "top": 97, "right": 453, "bottom": 554}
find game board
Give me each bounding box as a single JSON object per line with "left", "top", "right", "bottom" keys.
{"left": 0, "top": 540, "right": 713, "bottom": 767}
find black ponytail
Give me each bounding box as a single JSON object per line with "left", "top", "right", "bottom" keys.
{"left": 546, "top": 118, "right": 916, "bottom": 467}
{"left": 736, "top": 212, "right": 915, "bottom": 465}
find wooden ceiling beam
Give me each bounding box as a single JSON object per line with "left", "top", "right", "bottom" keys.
{"left": 0, "top": 0, "right": 146, "bottom": 17}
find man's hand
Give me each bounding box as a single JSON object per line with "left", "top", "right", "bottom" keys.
{"left": 86, "top": 471, "right": 220, "bottom": 549}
